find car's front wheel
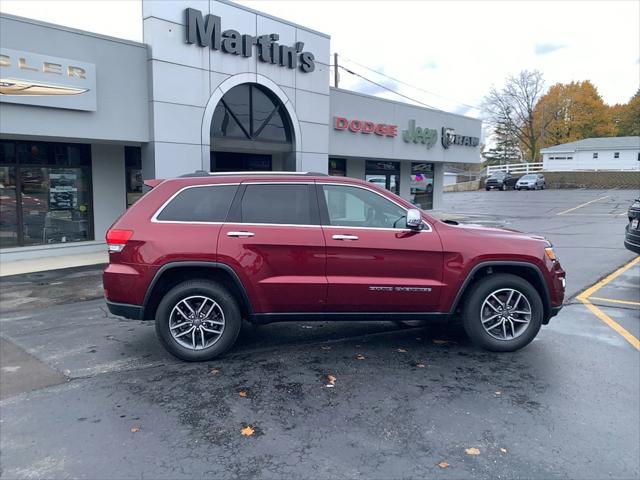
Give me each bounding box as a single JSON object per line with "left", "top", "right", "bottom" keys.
{"left": 155, "top": 280, "right": 242, "bottom": 361}
{"left": 501, "top": 183, "right": 507, "bottom": 191}
{"left": 461, "top": 273, "right": 543, "bottom": 352}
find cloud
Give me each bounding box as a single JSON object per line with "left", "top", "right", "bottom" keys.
{"left": 535, "top": 43, "right": 566, "bottom": 55}
{"left": 423, "top": 60, "right": 438, "bottom": 69}
{"left": 348, "top": 77, "right": 402, "bottom": 97}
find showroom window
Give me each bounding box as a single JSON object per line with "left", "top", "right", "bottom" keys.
{"left": 0, "top": 140, "right": 93, "bottom": 248}
{"left": 410, "top": 162, "right": 434, "bottom": 210}
{"left": 125, "top": 146, "right": 143, "bottom": 207}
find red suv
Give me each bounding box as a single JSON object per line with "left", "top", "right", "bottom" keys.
{"left": 104, "top": 172, "right": 565, "bottom": 361}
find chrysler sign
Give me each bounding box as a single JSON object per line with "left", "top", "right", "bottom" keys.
{"left": 0, "top": 48, "right": 97, "bottom": 111}
{"left": 185, "top": 8, "right": 315, "bottom": 73}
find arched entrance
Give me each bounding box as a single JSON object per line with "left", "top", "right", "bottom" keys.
{"left": 201, "top": 75, "right": 301, "bottom": 173}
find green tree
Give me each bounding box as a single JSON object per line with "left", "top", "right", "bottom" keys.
{"left": 482, "top": 110, "right": 522, "bottom": 165}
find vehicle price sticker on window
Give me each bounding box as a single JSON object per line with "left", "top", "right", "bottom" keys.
{"left": 631, "top": 219, "right": 639, "bottom": 229}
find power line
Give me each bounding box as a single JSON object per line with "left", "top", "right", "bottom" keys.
{"left": 341, "top": 56, "right": 483, "bottom": 113}
{"left": 337, "top": 65, "right": 439, "bottom": 110}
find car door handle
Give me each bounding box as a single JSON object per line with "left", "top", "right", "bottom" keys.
{"left": 332, "top": 234, "right": 359, "bottom": 241}
{"left": 227, "top": 231, "right": 255, "bottom": 238}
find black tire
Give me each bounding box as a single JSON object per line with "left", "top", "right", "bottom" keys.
{"left": 486, "top": 187, "right": 491, "bottom": 191}
{"left": 461, "top": 273, "right": 543, "bottom": 352}
{"left": 501, "top": 183, "right": 506, "bottom": 191}
{"left": 541, "top": 184, "right": 545, "bottom": 190}
{"left": 155, "top": 280, "right": 242, "bottom": 361}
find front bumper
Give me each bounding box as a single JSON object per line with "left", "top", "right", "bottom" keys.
{"left": 106, "top": 299, "right": 143, "bottom": 320}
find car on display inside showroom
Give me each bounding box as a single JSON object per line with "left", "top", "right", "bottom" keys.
{"left": 485, "top": 171, "right": 519, "bottom": 191}
{"left": 515, "top": 173, "right": 546, "bottom": 190}
{"left": 103, "top": 172, "right": 566, "bottom": 361}
{"left": 624, "top": 197, "right": 640, "bottom": 254}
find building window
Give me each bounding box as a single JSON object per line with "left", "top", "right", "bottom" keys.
{"left": 593, "top": 152, "right": 598, "bottom": 159}
{"left": 614, "top": 152, "right": 620, "bottom": 159}
{"left": 328, "top": 158, "right": 346, "bottom": 176}
{"left": 410, "top": 162, "right": 434, "bottom": 210}
{"left": 365, "top": 160, "right": 400, "bottom": 195}
{"left": 0, "top": 140, "right": 93, "bottom": 248}
{"left": 125, "top": 146, "right": 142, "bottom": 207}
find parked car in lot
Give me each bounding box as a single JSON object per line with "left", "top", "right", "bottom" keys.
{"left": 104, "top": 171, "right": 566, "bottom": 360}
{"left": 516, "top": 173, "right": 545, "bottom": 190}
{"left": 485, "top": 171, "right": 518, "bottom": 191}
{"left": 624, "top": 198, "right": 640, "bottom": 254}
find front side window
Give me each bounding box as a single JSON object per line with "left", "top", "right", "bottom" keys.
{"left": 240, "top": 184, "right": 315, "bottom": 225}
{"left": 156, "top": 185, "right": 237, "bottom": 222}
{"left": 321, "top": 184, "right": 407, "bottom": 229}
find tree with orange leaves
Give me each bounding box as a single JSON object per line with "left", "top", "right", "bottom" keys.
{"left": 534, "top": 81, "right": 616, "bottom": 152}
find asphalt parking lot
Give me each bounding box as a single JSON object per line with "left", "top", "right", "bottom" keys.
{"left": 1, "top": 188, "right": 638, "bottom": 479}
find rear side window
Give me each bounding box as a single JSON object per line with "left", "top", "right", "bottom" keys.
{"left": 156, "top": 185, "right": 237, "bottom": 222}
{"left": 240, "top": 184, "right": 316, "bottom": 225}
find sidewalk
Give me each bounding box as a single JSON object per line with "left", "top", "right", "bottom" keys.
{"left": 0, "top": 251, "right": 108, "bottom": 277}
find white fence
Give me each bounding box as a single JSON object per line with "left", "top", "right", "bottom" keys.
{"left": 486, "top": 162, "right": 543, "bottom": 176}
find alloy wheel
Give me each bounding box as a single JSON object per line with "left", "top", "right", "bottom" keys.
{"left": 169, "top": 295, "right": 225, "bottom": 350}
{"left": 480, "top": 288, "right": 532, "bottom": 341}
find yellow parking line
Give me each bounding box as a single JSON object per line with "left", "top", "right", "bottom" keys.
{"left": 557, "top": 195, "right": 610, "bottom": 215}
{"left": 589, "top": 297, "right": 640, "bottom": 307}
{"left": 577, "top": 256, "right": 640, "bottom": 350}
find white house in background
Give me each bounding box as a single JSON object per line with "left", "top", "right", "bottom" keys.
{"left": 541, "top": 136, "right": 640, "bottom": 171}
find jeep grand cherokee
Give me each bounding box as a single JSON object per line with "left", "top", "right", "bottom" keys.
{"left": 104, "top": 172, "right": 566, "bottom": 361}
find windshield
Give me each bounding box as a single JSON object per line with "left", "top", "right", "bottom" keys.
{"left": 489, "top": 172, "right": 506, "bottom": 179}
{"left": 520, "top": 174, "right": 537, "bottom": 180}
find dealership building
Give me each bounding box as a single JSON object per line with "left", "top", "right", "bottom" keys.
{"left": 0, "top": 0, "right": 481, "bottom": 263}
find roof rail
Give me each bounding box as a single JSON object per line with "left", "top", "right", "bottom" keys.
{"left": 178, "top": 170, "right": 328, "bottom": 177}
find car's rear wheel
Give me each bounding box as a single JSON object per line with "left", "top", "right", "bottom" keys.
{"left": 155, "top": 280, "right": 241, "bottom": 361}
{"left": 461, "top": 273, "right": 543, "bottom": 352}
{"left": 486, "top": 187, "right": 491, "bottom": 191}
{"left": 501, "top": 183, "right": 506, "bottom": 191}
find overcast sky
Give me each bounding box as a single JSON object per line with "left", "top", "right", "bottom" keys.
{"left": 2, "top": 0, "right": 638, "bottom": 122}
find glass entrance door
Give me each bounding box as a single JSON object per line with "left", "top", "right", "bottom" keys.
{"left": 365, "top": 160, "right": 400, "bottom": 195}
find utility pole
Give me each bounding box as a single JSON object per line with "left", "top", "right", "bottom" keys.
{"left": 334, "top": 52, "right": 339, "bottom": 88}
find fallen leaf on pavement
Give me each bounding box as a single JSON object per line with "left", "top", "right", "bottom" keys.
{"left": 397, "top": 348, "right": 407, "bottom": 353}
{"left": 355, "top": 354, "right": 366, "bottom": 360}
{"left": 500, "top": 448, "right": 507, "bottom": 453}
{"left": 465, "top": 447, "right": 480, "bottom": 456}
{"left": 495, "top": 391, "right": 502, "bottom": 395}
{"left": 415, "top": 363, "right": 426, "bottom": 368}
{"left": 210, "top": 368, "right": 220, "bottom": 375}
{"left": 326, "top": 374, "right": 337, "bottom": 387}
{"left": 130, "top": 425, "right": 140, "bottom": 433}
{"left": 437, "top": 461, "right": 450, "bottom": 469}
{"left": 241, "top": 426, "right": 254, "bottom": 436}
{"left": 239, "top": 391, "right": 248, "bottom": 397}
{"left": 432, "top": 339, "right": 450, "bottom": 345}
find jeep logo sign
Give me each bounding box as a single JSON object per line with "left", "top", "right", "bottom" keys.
{"left": 185, "top": 8, "right": 315, "bottom": 73}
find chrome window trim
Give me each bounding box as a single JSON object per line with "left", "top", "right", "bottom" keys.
{"left": 318, "top": 182, "right": 432, "bottom": 233}
{"left": 151, "top": 183, "right": 240, "bottom": 224}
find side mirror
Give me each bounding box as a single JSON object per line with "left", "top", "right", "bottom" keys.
{"left": 406, "top": 208, "right": 422, "bottom": 229}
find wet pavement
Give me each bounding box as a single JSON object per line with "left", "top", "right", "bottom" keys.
{"left": 0, "top": 188, "right": 638, "bottom": 479}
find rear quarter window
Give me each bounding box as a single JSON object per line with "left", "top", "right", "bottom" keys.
{"left": 155, "top": 185, "right": 237, "bottom": 222}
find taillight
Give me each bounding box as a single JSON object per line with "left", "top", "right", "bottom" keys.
{"left": 106, "top": 229, "right": 133, "bottom": 253}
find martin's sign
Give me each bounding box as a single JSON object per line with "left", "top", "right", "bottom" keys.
{"left": 442, "top": 127, "right": 479, "bottom": 148}
{"left": 185, "top": 8, "right": 315, "bottom": 73}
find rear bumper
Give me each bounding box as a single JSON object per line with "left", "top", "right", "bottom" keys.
{"left": 106, "top": 299, "right": 143, "bottom": 320}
